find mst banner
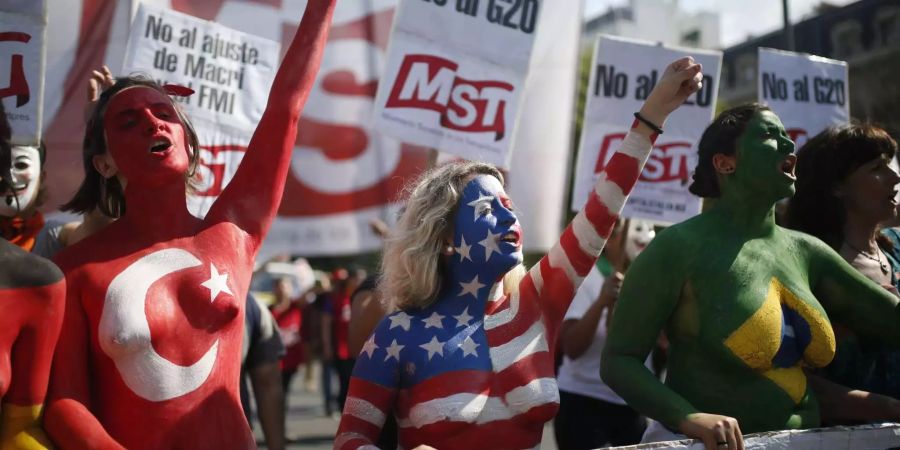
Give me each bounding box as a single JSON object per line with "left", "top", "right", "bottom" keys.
{"left": 0, "top": 0, "right": 47, "bottom": 145}
{"left": 758, "top": 48, "right": 849, "bottom": 149}
{"left": 122, "top": 2, "right": 280, "bottom": 217}
{"left": 373, "top": 0, "right": 542, "bottom": 167}
{"left": 571, "top": 35, "right": 721, "bottom": 224}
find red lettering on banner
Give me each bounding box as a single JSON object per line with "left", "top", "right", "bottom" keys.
{"left": 0, "top": 32, "right": 32, "bottom": 107}
{"left": 595, "top": 133, "right": 693, "bottom": 183}
{"left": 385, "top": 54, "right": 513, "bottom": 141}
{"left": 196, "top": 145, "right": 247, "bottom": 197}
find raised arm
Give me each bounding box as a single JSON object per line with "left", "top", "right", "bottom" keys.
{"left": 334, "top": 317, "right": 401, "bottom": 450}
{"left": 0, "top": 279, "right": 64, "bottom": 450}
{"left": 205, "top": 0, "right": 336, "bottom": 242}
{"left": 45, "top": 272, "right": 125, "bottom": 450}
{"left": 808, "top": 237, "right": 900, "bottom": 345}
{"left": 524, "top": 57, "right": 703, "bottom": 338}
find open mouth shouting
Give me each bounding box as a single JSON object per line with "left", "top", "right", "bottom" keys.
{"left": 500, "top": 228, "right": 522, "bottom": 249}
{"left": 149, "top": 136, "right": 173, "bottom": 155}
{"left": 779, "top": 154, "right": 797, "bottom": 181}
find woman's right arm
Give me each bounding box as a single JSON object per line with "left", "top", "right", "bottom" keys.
{"left": 45, "top": 271, "right": 124, "bottom": 450}
{"left": 601, "top": 231, "right": 743, "bottom": 450}
{"left": 334, "top": 317, "right": 401, "bottom": 450}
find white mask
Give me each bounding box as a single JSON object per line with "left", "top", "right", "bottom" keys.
{"left": 624, "top": 220, "right": 656, "bottom": 261}
{"left": 1, "top": 145, "right": 41, "bottom": 217}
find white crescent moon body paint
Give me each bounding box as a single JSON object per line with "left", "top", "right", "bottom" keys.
{"left": 99, "top": 248, "right": 220, "bottom": 402}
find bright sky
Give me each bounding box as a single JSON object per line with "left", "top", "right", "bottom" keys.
{"left": 585, "top": 0, "right": 858, "bottom": 47}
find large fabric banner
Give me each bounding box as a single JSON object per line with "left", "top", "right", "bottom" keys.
{"left": 122, "top": 3, "right": 281, "bottom": 217}
{"left": 0, "top": 0, "right": 47, "bottom": 145}
{"left": 758, "top": 47, "right": 849, "bottom": 149}
{"left": 571, "top": 35, "right": 721, "bottom": 224}
{"left": 610, "top": 423, "right": 900, "bottom": 449}
{"left": 39, "top": 0, "right": 576, "bottom": 257}
{"left": 372, "top": 0, "right": 542, "bottom": 167}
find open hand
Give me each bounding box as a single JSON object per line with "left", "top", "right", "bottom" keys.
{"left": 678, "top": 413, "right": 744, "bottom": 450}
{"left": 639, "top": 57, "right": 703, "bottom": 127}
{"left": 84, "top": 65, "right": 115, "bottom": 122}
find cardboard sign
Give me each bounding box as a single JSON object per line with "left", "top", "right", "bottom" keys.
{"left": 571, "top": 35, "right": 722, "bottom": 224}
{"left": 372, "top": 0, "right": 543, "bottom": 167}
{"left": 758, "top": 48, "right": 849, "bottom": 149}
{"left": 0, "top": 0, "right": 47, "bottom": 145}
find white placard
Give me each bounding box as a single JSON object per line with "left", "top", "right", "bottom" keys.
{"left": 758, "top": 48, "right": 849, "bottom": 149}
{"left": 0, "top": 0, "right": 47, "bottom": 145}
{"left": 571, "top": 35, "right": 722, "bottom": 224}
{"left": 122, "top": 2, "right": 280, "bottom": 133}
{"left": 372, "top": 0, "right": 542, "bottom": 167}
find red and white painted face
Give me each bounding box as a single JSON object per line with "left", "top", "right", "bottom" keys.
{"left": 103, "top": 86, "right": 189, "bottom": 187}
{"left": 1, "top": 145, "right": 41, "bottom": 217}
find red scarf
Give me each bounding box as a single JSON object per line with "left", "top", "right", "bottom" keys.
{"left": 0, "top": 212, "right": 44, "bottom": 252}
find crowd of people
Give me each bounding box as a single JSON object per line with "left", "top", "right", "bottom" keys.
{"left": 2, "top": 1, "right": 900, "bottom": 450}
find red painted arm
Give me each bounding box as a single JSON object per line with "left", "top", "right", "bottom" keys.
{"left": 204, "top": 0, "right": 336, "bottom": 245}
{"left": 525, "top": 129, "right": 654, "bottom": 340}
{"left": 45, "top": 271, "right": 124, "bottom": 450}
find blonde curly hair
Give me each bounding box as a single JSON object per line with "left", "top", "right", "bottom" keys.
{"left": 380, "top": 161, "right": 525, "bottom": 312}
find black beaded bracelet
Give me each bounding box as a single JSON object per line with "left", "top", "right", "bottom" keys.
{"left": 633, "top": 112, "right": 664, "bottom": 135}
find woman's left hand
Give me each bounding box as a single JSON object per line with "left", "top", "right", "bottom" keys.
{"left": 639, "top": 57, "right": 704, "bottom": 128}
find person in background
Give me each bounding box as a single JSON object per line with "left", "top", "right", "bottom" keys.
{"left": 271, "top": 277, "right": 305, "bottom": 405}
{"left": 785, "top": 124, "right": 900, "bottom": 423}
{"left": 241, "top": 294, "right": 286, "bottom": 450}
{"left": 323, "top": 268, "right": 364, "bottom": 412}
{"left": 555, "top": 219, "right": 656, "bottom": 449}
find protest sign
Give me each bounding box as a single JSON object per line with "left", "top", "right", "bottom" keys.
{"left": 0, "top": 0, "right": 47, "bottom": 145}
{"left": 42, "top": 0, "right": 576, "bottom": 256}
{"left": 571, "top": 35, "right": 721, "bottom": 224}
{"left": 758, "top": 47, "right": 849, "bottom": 149}
{"left": 122, "top": 2, "right": 280, "bottom": 217}
{"left": 372, "top": 0, "right": 543, "bottom": 167}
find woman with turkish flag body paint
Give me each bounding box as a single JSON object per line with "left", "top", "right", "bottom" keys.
{"left": 334, "top": 57, "right": 703, "bottom": 450}
{"left": 0, "top": 104, "right": 65, "bottom": 449}
{"left": 43, "top": 2, "right": 335, "bottom": 449}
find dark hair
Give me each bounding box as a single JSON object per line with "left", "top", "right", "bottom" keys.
{"left": 785, "top": 124, "right": 898, "bottom": 248}
{"left": 689, "top": 103, "right": 771, "bottom": 198}
{"left": 61, "top": 74, "right": 201, "bottom": 218}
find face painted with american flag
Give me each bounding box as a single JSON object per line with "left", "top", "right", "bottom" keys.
{"left": 449, "top": 174, "right": 524, "bottom": 284}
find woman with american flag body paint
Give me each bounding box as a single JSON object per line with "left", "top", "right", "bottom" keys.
{"left": 335, "top": 57, "right": 704, "bottom": 450}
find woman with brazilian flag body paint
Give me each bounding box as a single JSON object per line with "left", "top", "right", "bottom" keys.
{"left": 602, "top": 104, "right": 900, "bottom": 450}
{"left": 334, "top": 57, "right": 704, "bottom": 450}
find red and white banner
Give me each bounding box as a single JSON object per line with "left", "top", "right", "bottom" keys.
{"left": 571, "top": 35, "right": 722, "bottom": 225}
{"left": 373, "top": 0, "right": 542, "bottom": 167}
{"left": 1, "top": 0, "right": 47, "bottom": 145}
{"left": 40, "top": 0, "right": 577, "bottom": 257}
{"left": 758, "top": 48, "right": 849, "bottom": 149}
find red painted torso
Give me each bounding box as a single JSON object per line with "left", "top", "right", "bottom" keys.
{"left": 54, "top": 219, "right": 255, "bottom": 449}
